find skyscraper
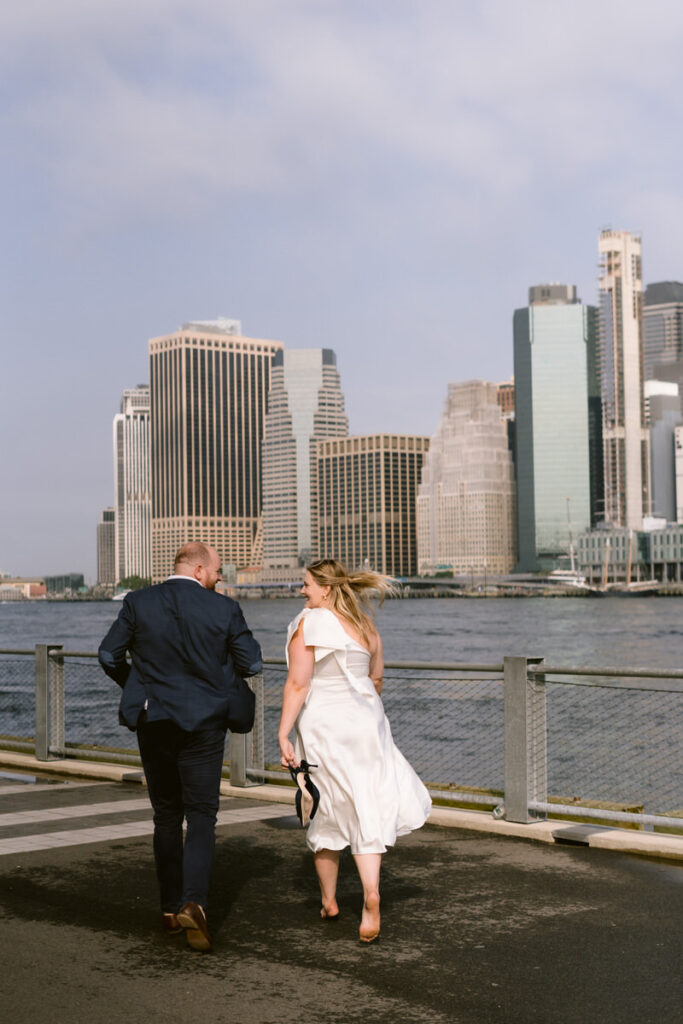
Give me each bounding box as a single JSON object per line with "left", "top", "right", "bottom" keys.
{"left": 513, "top": 284, "right": 601, "bottom": 571}
{"left": 643, "top": 281, "right": 683, "bottom": 381}
{"left": 113, "top": 385, "right": 151, "bottom": 583}
{"left": 316, "top": 435, "right": 429, "bottom": 577}
{"left": 598, "top": 229, "right": 648, "bottom": 528}
{"left": 97, "top": 508, "right": 116, "bottom": 586}
{"left": 262, "top": 349, "right": 348, "bottom": 572}
{"left": 149, "top": 318, "right": 283, "bottom": 581}
{"left": 417, "top": 381, "right": 516, "bottom": 576}
{"left": 645, "top": 381, "right": 680, "bottom": 522}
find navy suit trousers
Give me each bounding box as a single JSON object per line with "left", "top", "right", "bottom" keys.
{"left": 137, "top": 718, "right": 225, "bottom": 912}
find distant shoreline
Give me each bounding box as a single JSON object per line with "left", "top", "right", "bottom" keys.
{"left": 4, "top": 585, "right": 683, "bottom": 603}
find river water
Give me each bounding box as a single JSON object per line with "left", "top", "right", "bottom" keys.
{"left": 1, "top": 597, "right": 682, "bottom": 815}
{"left": 2, "top": 593, "right": 683, "bottom": 667}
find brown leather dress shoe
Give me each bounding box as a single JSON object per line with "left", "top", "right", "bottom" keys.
{"left": 162, "top": 913, "right": 183, "bottom": 935}
{"left": 176, "top": 902, "right": 212, "bottom": 951}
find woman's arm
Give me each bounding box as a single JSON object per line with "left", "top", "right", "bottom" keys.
{"left": 278, "top": 624, "right": 314, "bottom": 767}
{"left": 369, "top": 630, "right": 384, "bottom": 696}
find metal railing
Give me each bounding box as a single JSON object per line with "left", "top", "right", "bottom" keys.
{"left": 1, "top": 646, "right": 682, "bottom": 834}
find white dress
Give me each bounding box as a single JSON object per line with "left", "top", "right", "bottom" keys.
{"left": 286, "top": 607, "right": 432, "bottom": 855}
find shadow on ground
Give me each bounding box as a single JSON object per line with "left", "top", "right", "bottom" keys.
{"left": 1, "top": 816, "right": 682, "bottom": 1023}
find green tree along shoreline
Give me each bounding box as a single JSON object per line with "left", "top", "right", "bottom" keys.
{"left": 116, "top": 575, "right": 151, "bottom": 591}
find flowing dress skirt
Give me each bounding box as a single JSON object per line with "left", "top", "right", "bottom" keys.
{"left": 295, "top": 648, "right": 432, "bottom": 855}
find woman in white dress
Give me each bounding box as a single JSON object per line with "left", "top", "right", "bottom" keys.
{"left": 278, "top": 559, "right": 432, "bottom": 943}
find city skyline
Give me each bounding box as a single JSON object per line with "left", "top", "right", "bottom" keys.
{"left": 5, "top": 3, "right": 683, "bottom": 579}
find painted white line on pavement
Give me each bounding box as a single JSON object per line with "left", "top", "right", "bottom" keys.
{"left": 0, "top": 798, "right": 152, "bottom": 828}
{"left": 0, "top": 803, "right": 291, "bottom": 856}
{"left": 0, "top": 782, "right": 104, "bottom": 797}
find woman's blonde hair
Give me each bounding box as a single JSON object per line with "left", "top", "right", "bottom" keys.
{"left": 306, "top": 559, "right": 397, "bottom": 644}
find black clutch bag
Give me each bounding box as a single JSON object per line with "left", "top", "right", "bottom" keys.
{"left": 225, "top": 675, "right": 256, "bottom": 733}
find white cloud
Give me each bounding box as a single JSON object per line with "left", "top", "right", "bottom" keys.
{"left": 5, "top": 0, "right": 683, "bottom": 234}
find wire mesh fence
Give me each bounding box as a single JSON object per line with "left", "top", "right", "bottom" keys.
{"left": 378, "top": 669, "right": 504, "bottom": 794}
{"left": 539, "top": 676, "right": 683, "bottom": 819}
{"left": 248, "top": 661, "right": 505, "bottom": 799}
{"left": 0, "top": 654, "right": 35, "bottom": 742}
{"left": 1, "top": 649, "right": 682, "bottom": 833}
{"left": 61, "top": 657, "right": 133, "bottom": 752}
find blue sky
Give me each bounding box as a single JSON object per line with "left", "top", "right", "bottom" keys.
{"left": 4, "top": 0, "right": 683, "bottom": 580}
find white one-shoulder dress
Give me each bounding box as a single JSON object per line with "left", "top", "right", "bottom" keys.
{"left": 286, "top": 607, "right": 432, "bottom": 855}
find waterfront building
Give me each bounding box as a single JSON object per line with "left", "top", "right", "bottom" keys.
{"left": 113, "top": 385, "right": 151, "bottom": 584}
{"left": 43, "top": 574, "right": 85, "bottom": 596}
{"left": 262, "top": 348, "right": 348, "bottom": 574}
{"left": 645, "top": 381, "right": 680, "bottom": 522}
{"left": 316, "top": 434, "right": 429, "bottom": 577}
{"left": 149, "top": 318, "right": 283, "bottom": 582}
{"left": 576, "top": 522, "right": 683, "bottom": 584}
{"left": 598, "top": 229, "right": 649, "bottom": 529}
{"left": 513, "top": 284, "right": 602, "bottom": 571}
{"left": 643, "top": 281, "right": 683, "bottom": 381}
{"left": 97, "top": 508, "right": 116, "bottom": 586}
{"left": 417, "top": 380, "right": 516, "bottom": 576}
{"left": 575, "top": 527, "right": 645, "bottom": 585}
{"left": 0, "top": 578, "right": 47, "bottom": 599}
{"left": 676, "top": 426, "right": 683, "bottom": 524}
{"left": 648, "top": 521, "right": 683, "bottom": 581}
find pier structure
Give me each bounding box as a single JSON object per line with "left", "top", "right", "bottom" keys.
{"left": 2, "top": 646, "right": 682, "bottom": 842}
{"left": 0, "top": 757, "right": 681, "bottom": 1023}
{"left": 1, "top": 645, "right": 682, "bottom": 1020}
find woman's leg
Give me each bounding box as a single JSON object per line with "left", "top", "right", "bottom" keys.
{"left": 352, "top": 852, "right": 382, "bottom": 941}
{"left": 313, "top": 849, "right": 340, "bottom": 918}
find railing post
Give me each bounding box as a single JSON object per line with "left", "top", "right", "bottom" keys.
{"left": 35, "top": 644, "right": 63, "bottom": 761}
{"left": 249, "top": 673, "right": 265, "bottom": 784}
{"left": 50, "top": 649, "right": 65, "bottom": 757}
{"left": 230, "top": 733, "right": 247, "bottom": 787}
{"left": 503, "top": 655, "right": 546, "bottom": 823}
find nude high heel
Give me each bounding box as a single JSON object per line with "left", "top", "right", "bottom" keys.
{"left": 288, "top": 760, "right": 320, "bottom": 826}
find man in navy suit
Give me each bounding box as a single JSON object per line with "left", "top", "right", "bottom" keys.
{"left": 98, "top": 541, "right": 262, "bottom": 951}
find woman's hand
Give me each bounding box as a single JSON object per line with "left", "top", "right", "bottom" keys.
{"left": 279, "top": 735, "right": 297, "bottom": 768}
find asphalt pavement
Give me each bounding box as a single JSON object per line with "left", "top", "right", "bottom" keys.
{"left": 0, "top": 772, "right": 681, "bottom": 1024}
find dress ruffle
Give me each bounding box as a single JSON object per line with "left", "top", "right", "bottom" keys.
{"left": 287, "top": 607, "right": 376, "bottom": 699}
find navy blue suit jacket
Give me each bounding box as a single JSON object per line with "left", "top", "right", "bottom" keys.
{"left": 98, "top": 578, "right": 262, "bottom": 732}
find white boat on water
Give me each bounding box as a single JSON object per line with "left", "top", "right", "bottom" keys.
{"left": 111, "top": 590, "right": 130, "bottom": 601}
{"left": 547, "top": 568, "right": 587, "bottom": 588}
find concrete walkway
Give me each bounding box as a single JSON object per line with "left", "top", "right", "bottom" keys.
{"left": 0, "top": 769, "right": 682, "bottom": 1024}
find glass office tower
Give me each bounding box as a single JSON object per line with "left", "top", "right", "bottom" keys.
{"left": 514, "top": 285, "right": 601, "bottom": 571}
{"left": 643, "top": 281, "right": 683, "bottom": 381}
{"left": 262, "top": 348, "right": 348, "bottom": 571}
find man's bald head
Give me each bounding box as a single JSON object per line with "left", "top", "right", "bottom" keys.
{"left": 174, "top": 542, "right": 222, "bottom": 590}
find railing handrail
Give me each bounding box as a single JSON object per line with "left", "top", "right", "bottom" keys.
{"left": 2, "top": 645, "right": 682, "bottom": 839}
{"left": 263, "top": 655, "right": 504, "bottom": 672}
{"left": 530, "top": 663, "right": 683, "bottom": 679}
{"left": 4, "top": 648, "right": 683, "bottom": 684}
